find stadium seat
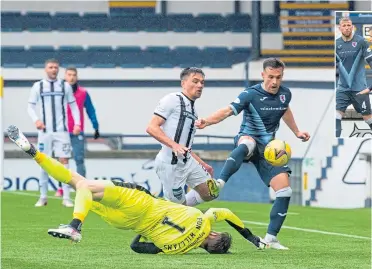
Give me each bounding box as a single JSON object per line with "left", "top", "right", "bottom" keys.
{"left": 116, "top": 46, "right": 144, "bottom": 65}
{"left": 140, "top": 14, "right": 168, "bottom": 32}
{"left": 167, "top": 14, "right": 198, "bottom": 32}
{"left": 23, "top": 12, "right": 52, "bottom": 32}
{"left": 110, "top": 13, "right": 141, "bottom": 32}
{"left": 27, "top": 46, "right": 56, "bottom": 66}
{"left": 83, "top": 13, "right": 111, "bottom": 32}
{"left": 231, "top": 47, "right": 251, "bottom": 64}
{"left": 196, "top": 14, "right": 228, "bottom": 32}
{"left": 171, "top": 47, "right": 203, "bottom": 67}
{"left": 144, "top": 46, "right": 172, "bottom": 67}
{"left": 86, "top": 46, "right": 118, "bottom": 66}
{"left": 1, "top": 12, "right": 23, "bottom": 32}
{"left": 202, "top": 47, "right": 230, "bottom": 66}
{"left": 52, "top": 13, "right": 83, "bottom": 32}
{"left": 1, "top": 46, "right": 27, "bottom": 66}
{"left": 226, "top": 14, "right": 250, "bottom": 32}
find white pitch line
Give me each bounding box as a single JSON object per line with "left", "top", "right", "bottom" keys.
{"left": 243, "top": 220, "right": 371, "bottom": 240}
{"left": 3, "top": 192, "right": 370, "bottom": 240}
{"left": 3, "top": 191, "right": 63, "bottom": 200}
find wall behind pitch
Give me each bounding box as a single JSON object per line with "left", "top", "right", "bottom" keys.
{"left": 4, "top": 87, "right": 333, "bottom": 158}
{"left": 4, "top": 158, "right": 269, "bottom": 203}
{"left": 1, "top": 0, "right": 109, "bottom": 13}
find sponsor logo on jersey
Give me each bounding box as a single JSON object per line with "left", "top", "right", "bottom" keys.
{"left": 182, "top": 111, "right": 198, "bottom": 120}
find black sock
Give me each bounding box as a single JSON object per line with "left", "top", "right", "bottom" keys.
{"left": 70, "top": 218, "right": 82, "bottom": 231}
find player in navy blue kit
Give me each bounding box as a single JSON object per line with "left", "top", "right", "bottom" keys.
{"left": 336, "top": 17, "right": 372, "bottom": 137}
{"left": 196, "top": 58, "right": 310, "bottom": 250}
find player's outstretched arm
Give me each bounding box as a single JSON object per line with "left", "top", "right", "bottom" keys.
{"left": 130, "top": 235, "right": 163, "bottom": 254}
{"left": 204, "top": 208, "right": 266, "bottom": 249}
{"left": 195, "top": 106, "right": 234, "bottom": 129}
{"left": 282, "top": 107, "right": 310, "bottom": 142}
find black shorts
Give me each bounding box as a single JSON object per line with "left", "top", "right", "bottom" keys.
{"left": 336, "top": 91, "right": 371, "bottom": 115}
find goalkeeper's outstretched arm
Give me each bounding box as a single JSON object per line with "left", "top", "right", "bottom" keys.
{"left": 204, "top": 208, "right": 265, "bottom": 248}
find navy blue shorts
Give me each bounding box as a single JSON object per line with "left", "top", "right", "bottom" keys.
{"left": 234, "top": 135, "right": 291, "bottom": 186}
{"left": 336, "top": 91, "right": 371, "bottom": 115}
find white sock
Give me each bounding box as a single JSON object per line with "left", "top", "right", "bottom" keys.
{"left": 264, "top": 233, "right": 277, "bottom": 242}
{"left": 39, "top": 170, "right": 49, "bottom": 199}
{"left": 62, "top": 163, "right": 71, "bottom": 200}
{"left": 216, "top": 179, "right": 225, "bottom": 189}
{"left": 185, "top": 189, "right": 205, "bottom": 206}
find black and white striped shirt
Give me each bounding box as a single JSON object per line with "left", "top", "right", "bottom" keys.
{"left": 154, "top": 92, "right": 198, "bottom": 164}
{"left": 28, "top": 78, "right": 80, "bottom": 133}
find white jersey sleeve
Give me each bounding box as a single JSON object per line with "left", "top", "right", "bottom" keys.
{"left": 154, "top": 94, "right": 176, "bottom": 120}
{"left": 28, "top": 82, "right": 40, "bottom": 123}
{"left": 28, "top": 82, "right": 40, "bottom": 104}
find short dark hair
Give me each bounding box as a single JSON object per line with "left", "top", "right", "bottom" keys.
{"left": 206, "top": 232, "right": 232, "bottom": 254}
{"left": 44, "top": 58, "right": 59, "bottom": 65}
{"left": 65, "top": 66, "right": 78, "bottom": 73}
{"left": 263, "top": 58, "right": 285, "bottom": 70}
{"left": 180, "top": 67, "right": 205, "bottom": 80}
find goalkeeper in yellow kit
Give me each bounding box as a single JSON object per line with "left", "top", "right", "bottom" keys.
{"left": 7, "top": 125, "right": 266, "bottom": 254}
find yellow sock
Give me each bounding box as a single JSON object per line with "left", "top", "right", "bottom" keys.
{"left": 34, "top": 152, "right": 72, "bottom": 184}
{"left": 73, "top": 188, "right": 92, "bottom": 222}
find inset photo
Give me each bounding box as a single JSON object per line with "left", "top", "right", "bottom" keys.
{"left": 335, "top": 11, "right": 372, "bottom": 138}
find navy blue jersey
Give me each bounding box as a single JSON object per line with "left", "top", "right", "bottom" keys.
{"left": 336, "top": 34, "right": 372, "bottom": 92}
{"left": 230, "top": 83, "right": 291, "bottom": 145}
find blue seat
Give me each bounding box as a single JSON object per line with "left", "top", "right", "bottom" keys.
{"left": 58, "top": 46, "right": 84, "bottom": 52}
{"left": 23, "top": 12, "right": 52, "bottom": 32}
{"left": 171, "top": 47, "right": 202, "bottom": 66}
{"left": 226, "top": 14, "right": 250, "bottom": 32}
{"left": 86, "top": 46, "right": 117, "bottom": 66}
{"left": 110, "top": 14, "right": 141, "bottom": 32}
{"left": 52, "top": 13, "right": 83, "bottom": 31}
{"left": 55, "top": 48, "right": 89, "bottom": 67}
{"left": 140, "top": 14, "right": 168, "bottom": 32}
{"left": 231, "top": 47, "right": 250, "bottom": 63}
{"left": 167, "top": 14, "right": 197, "bottom": 32}
{"left": 196, "top": 14, "right": 228, "bottom": 32}
{"left": 83, "top": 13, "right": 111, "bottom": 31}
{"left": 27, "top": 46, "right": 56, "bottom": 66}
{"left": 116, "top": 46, "right": 144, "bottom": 65}
{"left": 1, "top": 12, "right": 23, "bottom": 31}
{"left": 202, "top": 47, "right": 230, "bottom": 66}
{"left": 1, "top": 46, "right": 27, "bottom": 66}
{"left": 143, "top": 47, "right": 172, "bottom": 67}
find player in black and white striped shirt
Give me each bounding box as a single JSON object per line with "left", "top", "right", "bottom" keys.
{"left": 28, "top": 59, "right": 81, "bottom": 207}
{"left": 147, "top": 67, "right": 221, "bottom": 206}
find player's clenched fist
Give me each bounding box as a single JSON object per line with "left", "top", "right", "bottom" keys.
{"left": 295, "top": 131, "right": 310, "bottom": 142}
{"left": 195, "top": 118, "right": 208, "bottom": 129}
{"left": 35, "top": 120, "right": 45, "bottom": 130}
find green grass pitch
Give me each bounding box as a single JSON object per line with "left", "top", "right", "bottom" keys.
{"left": 1, "top": 191, "right": 371, "bottom": 269}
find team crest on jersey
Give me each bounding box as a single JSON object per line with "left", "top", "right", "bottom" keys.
{"left": 279, "top": 94, "right": 286, "bottom": 103}
{"left": 352, "top": 42, "right": 357, "bottom": 47}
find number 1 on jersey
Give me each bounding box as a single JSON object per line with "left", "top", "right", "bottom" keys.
{"left": 162, "top": 216, "right": 185, "bottom": 233}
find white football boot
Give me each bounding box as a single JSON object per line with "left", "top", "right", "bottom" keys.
{"left": 48, "top": 225, "right": 82, "bottom": 243}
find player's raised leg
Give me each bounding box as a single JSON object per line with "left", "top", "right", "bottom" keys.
{"left": 7, "top": 125, "right": 81, "bottom": 188}
{"left": 217, "top": 136, "right": 256, "bottom": 186}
